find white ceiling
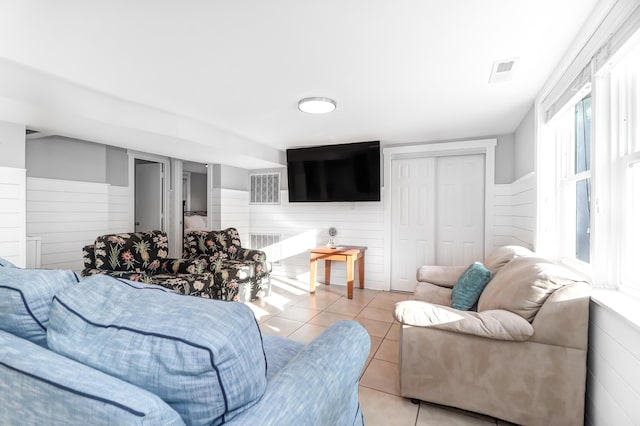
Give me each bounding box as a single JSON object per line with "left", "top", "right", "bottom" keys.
{"left": 0, "top": 1, "right": 600, "bottom": 168}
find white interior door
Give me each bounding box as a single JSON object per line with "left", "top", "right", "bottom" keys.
{"left": 135, "top": 162, "right": 163, "bottom": 232}
{"left": 436, "top": 155, "right": 485, "bottom": 265}
{"left": 390, "top": 157, "right": 436, "bottom": 292}
{"left": 390, "top": 154, "right": 486, "bottom": 292}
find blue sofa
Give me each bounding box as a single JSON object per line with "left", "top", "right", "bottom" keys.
{"left": 0, "top": 259, "right": 369, "bottom": 425}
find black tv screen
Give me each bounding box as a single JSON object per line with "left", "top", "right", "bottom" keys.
{"left": 286, "top": 141, "right": 381, "bottom": 202}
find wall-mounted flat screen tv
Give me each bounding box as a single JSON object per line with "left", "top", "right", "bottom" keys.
{"left": 286, "top": 141, "right": 381, "bottom": 202}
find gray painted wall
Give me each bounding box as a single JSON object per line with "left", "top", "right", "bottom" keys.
{"left": 221, "top": 164, "right": 249, "bottom": 191}
{"left": 106, "top": 146, "right": 128, "bottom": 186}
{"left": 495, "top": 134, "right": 515, "bottom": 184}
{"left": 209, "top": 164, "right": 222, "bottom": 189}
{"left": 190, "top": 173, "right": 207, "bottom": 211}
{"left": 0, "top": 121, "right": 26, "bottom": 168}
{"left": 255, "top": 136, "right": 516, "bottom": 188}
{"left": 26, "top": 136, "right": 107, "bottom": 183}
{"left": 514, "top": 106, "right": 535, "bottom": 179}
{"left": 208, "top": 164, "right": 248, "bottom": 191}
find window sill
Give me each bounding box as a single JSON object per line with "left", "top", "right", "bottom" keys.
{"left": 590, "top": 289, "right": 640, "bottom": 332}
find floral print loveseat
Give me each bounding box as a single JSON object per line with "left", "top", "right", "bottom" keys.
{"left": 183, "top": 227, "right": 272, "bottom": 302}
{"left": 81, "top": 230, "right": 240, "bottom": 301}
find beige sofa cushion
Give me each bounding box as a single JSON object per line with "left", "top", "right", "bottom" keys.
{"left": 482, "top": 245, "right": 534, "bottom": 276}
{"left": 394, "top": 300, "right": 534, "bottom": 341}
{"left": 478, "top": 256, "right": 586, "bottom": 322}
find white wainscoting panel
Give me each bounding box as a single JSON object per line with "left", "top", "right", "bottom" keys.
{"left": 220, "top": 189, "right": 250, "bottom": 244}
{"left": 26, "top": 177, "right": 109, "bottom": 271}
{"left": 493, "top": 172, "right": 536, "bottom": 249}
{"left": 0, "top": 167, "right": 26, "bottom": 266}
{"left": 250, "top": 190, "right": 385, "bottom": 291}
{"left": 108, "top": 185, "right": 130, "bottom": 234}
{"left": 586, "top": 299, "right": 640, "bottom": 425}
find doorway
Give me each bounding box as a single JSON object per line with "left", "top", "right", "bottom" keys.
{"left": 134, "top": 159, "right": 163, "bottom": 232}
{"left": 128, "top": 151, "right": 170, "bottom": 236}
{"left": 383, "top": 139, "right": 496, "bottom": 292}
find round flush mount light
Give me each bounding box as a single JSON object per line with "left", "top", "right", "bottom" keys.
{"left": 298, "top": 97, "right": 337, "bottom": 114}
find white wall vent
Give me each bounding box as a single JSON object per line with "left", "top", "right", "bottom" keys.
{"left": 250, "top": 172, "right": 280, "bottom": 204}
{"left": 250, "top": 233, "right": 281, "bottom": 264}
{"left": 489, "top": 58, "right": 519, "bottom": 84}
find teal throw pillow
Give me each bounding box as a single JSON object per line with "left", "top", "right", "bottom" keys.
{"left": 451, "top": 262, "right": 492, "bottom": 311}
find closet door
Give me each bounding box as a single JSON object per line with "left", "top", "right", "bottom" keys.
{"left": 390, "top": 157, "right": 436, "bottom": 292}
{"left": 435, "top": 155, "right": 485, "bottom": 266}
{"left": 390, "top": 154, "right": 485, "bottom": 292}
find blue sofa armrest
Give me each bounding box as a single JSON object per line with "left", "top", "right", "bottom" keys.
{"left": 226, "top": 321, "right": 370, "bottom": 426}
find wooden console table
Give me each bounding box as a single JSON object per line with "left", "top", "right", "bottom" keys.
{"left": 308, "top": 246, "right": 367, "bottom": 299}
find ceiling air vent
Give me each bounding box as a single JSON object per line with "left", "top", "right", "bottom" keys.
{"left": 489, "top": 58, "right": 519, "bottom": 84}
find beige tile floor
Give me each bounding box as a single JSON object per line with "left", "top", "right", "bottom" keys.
{"left": 247, "top": 275, "right": 510, "bottom": 426}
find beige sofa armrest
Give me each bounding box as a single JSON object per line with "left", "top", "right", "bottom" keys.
{"left": 394, "top": 300, "right": 534, "bottom": 341}
{"left": 413, "top": 282, "right": 453, "bottom": 305}
{"left": 530, "top": 281, "right": 591, "bottom": 349}
{"left": 416, "top": 265, "right": 466, "bottom": 288}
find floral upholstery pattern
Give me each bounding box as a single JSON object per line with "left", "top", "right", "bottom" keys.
{"left": 82, "top": 231, "right": 242, "bottom": 301}
{"left": 93, "top": 230, "right": 168, "bottom": 272}
{"left": 183, "top": 227, "right": 272, "bottom": 301}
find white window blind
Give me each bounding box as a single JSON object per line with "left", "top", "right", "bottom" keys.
{"left": 542, "top": 0, "right": 640, "bottom": 123}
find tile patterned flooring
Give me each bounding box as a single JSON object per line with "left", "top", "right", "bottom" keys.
{"left": 247, "top": 276, "right": 511, "bottom": 426}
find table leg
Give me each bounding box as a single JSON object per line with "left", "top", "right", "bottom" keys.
{"left": 309, "top": 258, "right": 317, "bottom": 294}
{"left": 358, "top": 252, "right": 365, "bottom": 289}
{"left": 324, "top": 260, "right": 331, "bottom": 286}
{"left": 347, "top": 255, "right": 355, "bottom": 299}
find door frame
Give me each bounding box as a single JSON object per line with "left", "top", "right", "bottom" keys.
{"left": 182, "top": 171, "right": 192, "bottom": 211}
{"left": 382, "top": 138, "right": 497, "bottom": 291}
{"left": 127, "top": 150, "right": 171, "bottom": 235}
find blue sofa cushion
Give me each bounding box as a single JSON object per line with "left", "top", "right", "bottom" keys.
{"left": 47, "top": 275, "right": 267, "bottom": 426}
{"left": 0, "top": 266, "right": 79, "bottom": 346}
{"left": 0, "top": 329, "right": 185, "bottom": 426}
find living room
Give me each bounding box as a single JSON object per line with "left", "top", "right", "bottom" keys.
{"left": 1, "top": 1, "right": 640, "bottom": 425}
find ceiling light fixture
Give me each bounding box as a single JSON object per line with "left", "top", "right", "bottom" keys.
{"left": 298, "top": 97, "right": 337, "bottom": 114}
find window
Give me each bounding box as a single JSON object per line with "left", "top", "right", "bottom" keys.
{"left": 612, "top": 40, "right": 640, "bottom": 295}
{"left": 541, "top": 29, "right": 640, "bottom": 296}
{"left": 552, "top": 91, "right": 593, "bottom": 267}
{"left": 250, "top": 173, "right": 280, "bottom": 204}
{"left": 624, "top": 162, "right": 640, "bottom": 292}
{"left": 574, "top": 96, "right": 592, "bottom": 263}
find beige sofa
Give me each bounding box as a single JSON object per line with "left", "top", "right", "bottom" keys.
{"left": 393, "top": 246, "right": 591, "bottom": 426}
